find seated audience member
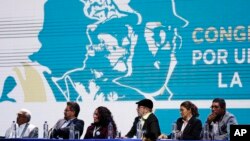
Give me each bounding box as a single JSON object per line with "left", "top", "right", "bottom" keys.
{"left": 204, "top": 98, "right": 238, "bottom": 140}
{"left": 125, "top": 99, "right": 161, "bottom": 139}
{"left": 5, "top": 109, "right": 38, "bottom": 138}
{"left": 84, "top": 106, "right": 117, "bottom": 139}
{"left": 50, "top": 102, "right": 84, "bottom": 139}
{"left": 158, "top": 101, "right": 202, "bottom": 140}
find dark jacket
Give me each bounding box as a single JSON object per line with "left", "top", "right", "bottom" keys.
{"left": 126, "top": 113, "right": 161, "bottom": 138}
{"left": 84, "top": 123, "right": 116, "bottom": 139}
{"left": 50, "top": 118, "right": 84, "bottom": 139}
{"left": 173, "top": 116, "right": 202, "bottom": 140}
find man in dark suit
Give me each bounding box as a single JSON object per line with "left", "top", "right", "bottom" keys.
{"left": 125, "top": 99, "right": 161, "bottom": 139}
{"left": 50, "top": 102, "right": 84, "bottom": 139}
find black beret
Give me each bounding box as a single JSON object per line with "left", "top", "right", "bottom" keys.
{"left": 136, "top": 99, "right": 153, "bottom": 109}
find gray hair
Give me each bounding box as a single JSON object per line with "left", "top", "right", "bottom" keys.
{"left": 19, "top": 109, "right": 31, "bottom": 122}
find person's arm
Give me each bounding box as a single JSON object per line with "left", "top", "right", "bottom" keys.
{"left": 84, "top": 126, "right": 92, "bottom": 139}
{"left": 28, "top": 127, "right": 39, "bottom": 138}
{"left": 214, "top": 115, "right": 238, "bottom": 140}
{"left": 227, "top": 115, "right": 238, "bottom": 125}
{"left": 214, "top": 134, "right": 227, "bottom": 140}
{"left": 125, "top": 117, "right": 138, "bottom": 138}
{"left": 182, "top": 120, "right": 202, "bottom": 140}
{"left": 5, "top": 127, "right": 11, "bottom": 138}
{"left": 56, "top": 119, "right": 84, "bottom": 139}
{"left": 148, "top": 117, "right": 161, "bottom": 138}
{"left": 49, "top": 120, "right": 62, "bottom": 139}
{"left": 158, "top": 134, "right": 168, "bottom": 139}
{"left": 55, "top": 126, "right": 70, "bottom": 139}
{"left": 74, "top": 119, "right": 85, "bottom": 137}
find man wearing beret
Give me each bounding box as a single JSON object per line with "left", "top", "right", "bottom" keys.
{"left": 125, "top": 99, "right": 161, "bottom": 139}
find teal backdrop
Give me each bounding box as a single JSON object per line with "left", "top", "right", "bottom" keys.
{"left": 0, "top": 0, "right": 249, "bottom": 136}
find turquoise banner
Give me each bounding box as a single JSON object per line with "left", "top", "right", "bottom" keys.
{"left": 1, "top": 0, "right": 249, "bottom": 102}
{"left": 0, "top": 0, "right": 249, "bottom": 136}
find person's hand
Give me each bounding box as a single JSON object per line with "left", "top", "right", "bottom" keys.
{"left": 207, "top": 113, "right": 217, "bottom": 124}
{"left": 120, "top": 136, "right": 128, "bottom": 139}
{"left": 158, "top": 134, "right": 168, "bottom": 139}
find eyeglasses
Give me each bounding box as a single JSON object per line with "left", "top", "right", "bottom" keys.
{"left": 211, "top": 105, "right": 220, "bottom": 109}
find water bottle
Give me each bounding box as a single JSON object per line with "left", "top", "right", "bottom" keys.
{"left": 227, "top": 123, "right": 231, "bottom": 140}
{"left": 43, "top": 121, "right": 49, "bottom": 139}
{"left": 11, "top": 121, "right": 17, "bottom": 138}
{"left": 107, "top": 122, "right": 114, "bottom": 139}
{"left": 136, "top": 121, "right": 142, "bottom": 139}
{"left": 69, "top": 124, "right": 75, "bottom": 139}
{"left": 171, "top": 122, "right": 177, "bottom": 140}
{"left": 116, "top": 130, "right": 121, "bottom": 138}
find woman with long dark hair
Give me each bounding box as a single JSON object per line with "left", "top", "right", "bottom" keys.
{"left": 84, "top": 106, "right": 117, "bottom": 139}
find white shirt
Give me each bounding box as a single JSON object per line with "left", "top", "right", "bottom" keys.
{"left": 5, "top": 123, "right": 37, "bottom": 138}
{"left": 61, "top": 118, "right": 75, "bottom": 128}
{"left": 212, "top": 122, "right": 219, "bottom": 136}
{"left": 141, "top": 112, "right": 152, "bottom": 128}
{"left": 181, "top": 116, "right": 192, "bottom": 132}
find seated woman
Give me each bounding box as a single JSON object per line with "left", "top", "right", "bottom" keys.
{"left": 84, "top": 106, "right": 117, "bottom": 139}
{"left": 159, "top": 101, "right": 202, "bottom": 140}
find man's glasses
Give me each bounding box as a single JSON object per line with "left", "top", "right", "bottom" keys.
{"left": 211, "top": 105, "right": 220, "bottom": 109}
{"left": 137, "top": 106, "right": 145, "bottom": 109}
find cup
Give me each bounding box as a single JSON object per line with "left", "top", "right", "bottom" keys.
{"left": 176, "top": 130, "right": 182, "bottom": 139}
{"left": 75, "top": 131, "right": 80, "bottom": 139}
{"left": 171, "top": 122, "right": 177, "bottom": 140}
{"left": 116, "top": 131, "right": 121, "bottom": 138}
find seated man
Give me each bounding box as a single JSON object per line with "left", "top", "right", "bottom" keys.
{"left": 50, "top": 102, "right": 84, "bottom": 139}
{"left": 5, "top": 109, "right": 38, "bottom": 138}
{"left": 125, "top": 99, "right": 161, "bottom": 139}
{"left": 205, "top": 98, "right": 238, "bottom": 140}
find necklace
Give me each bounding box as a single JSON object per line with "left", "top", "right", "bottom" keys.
{"left": 93, "top": 126, "right": 100, "bottom": 137}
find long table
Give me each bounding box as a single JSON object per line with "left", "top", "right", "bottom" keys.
{"left": 1, "top": 139, "right": 143, "bottom": 141}
{"left": 0, "top": 138, "right": 202, "bottom": 141}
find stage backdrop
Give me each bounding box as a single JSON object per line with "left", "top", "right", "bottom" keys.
{"left": 0, "top": 0, "right": 250, "bottom": 138}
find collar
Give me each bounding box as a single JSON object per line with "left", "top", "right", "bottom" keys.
{"left": 183, "top": 115, "right": 192, "bottom": 123}
{"left": 67, "top": 117, "right": 76, "bottom": 122}
{"left": 19, "top": 123, "right": 28, "bottom": 128}
{"left": 142, "top": 112, "right": 152, "bottom": 120}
